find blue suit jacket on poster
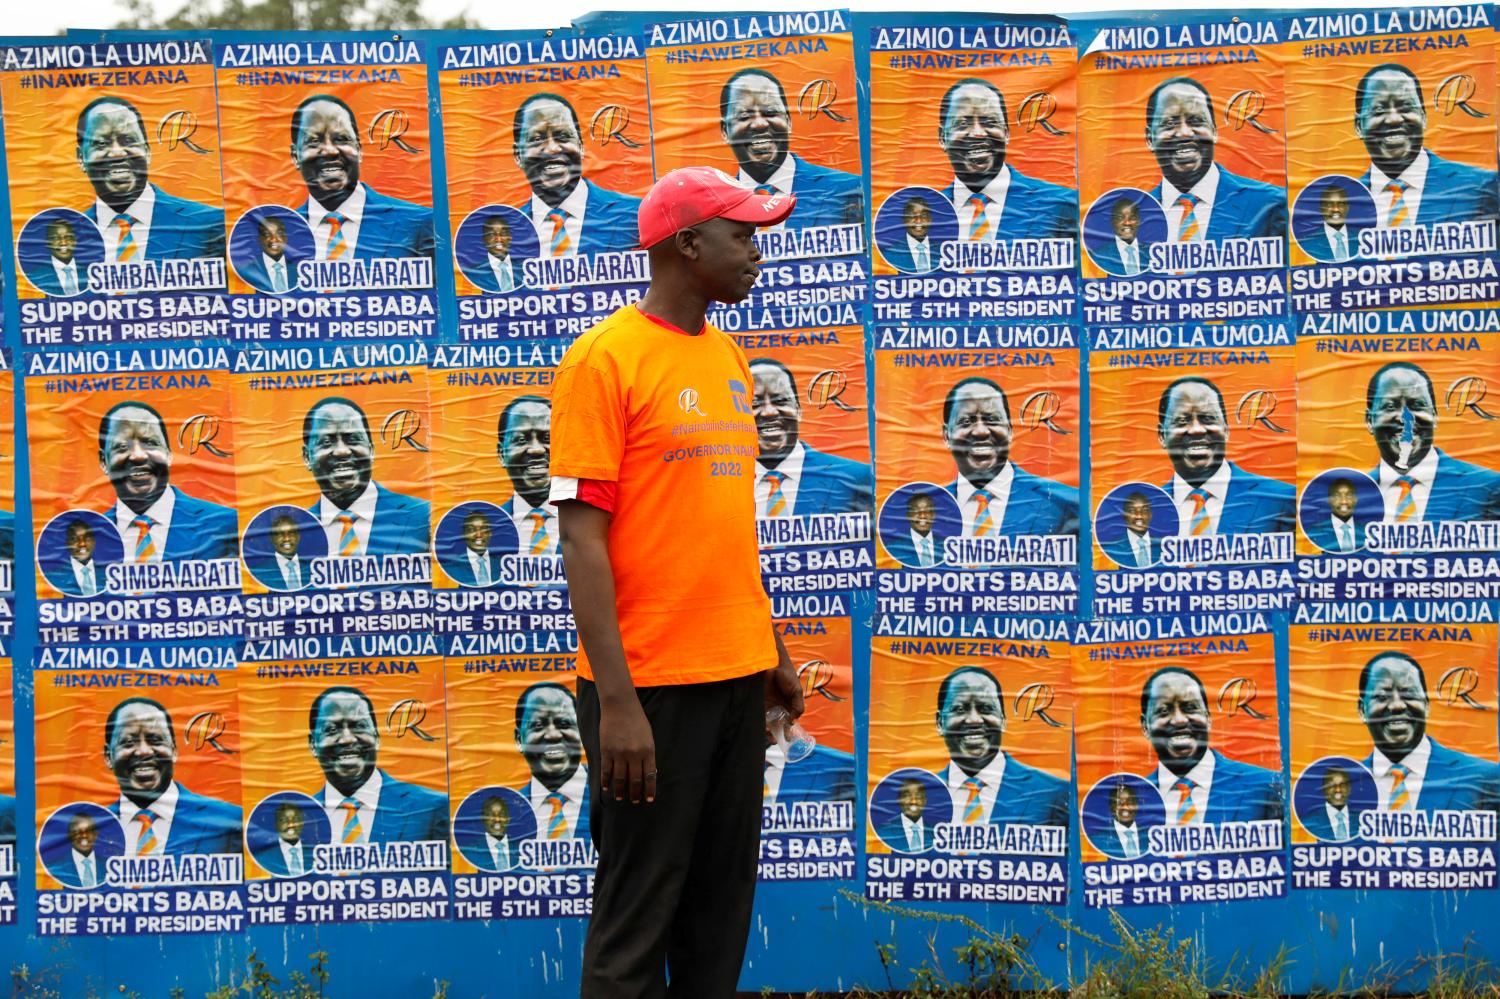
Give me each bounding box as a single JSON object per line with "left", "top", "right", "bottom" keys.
{"left": 1299, "top": 803, "right": 1363, "bottom": 842}
{"left": 885, "top": 527, "right": 951, "bottom": 567}
{"left": 247, "top": 554, "right": 309, "bottom": 591}
{"left": 0, "top": 507, "right": 13, "bottom": 562}
{"left": 1165, "top": 462, "right": 1296, "bottom": 536}
{"left": 881, "top": 237, "right": 936, "bottom": 273}
{"left": 1102, "top": 530, "right": 1159, "bottom": 568}
{"left": 457, "top": 832, "right": 522, "bottom": 872}
{"left": 109, "top": 783, "right": 243, "bottom": 855}
{"left": 26, "top": 260, "right": 79, "bottom": 296}
{"left": 445, "top": 549, "right": 500, "bottom": 587}
{"left": 1305, "top": 516, "right": 1367, "bottom": 554}
{"left": 877, "top": 815, "right": 935, "bottom": 853}
{"left": 1141, "top": 750, "right": 1285, "bottom": 823}
{"left": 773, "top": 745, "right": 856, "bottom": 805}
{"left": 783, "top": 154, "right": 864, "bottom": 229}
{"left": 299, "top": 185, "right": 434, "bottom": 260}
{"left": 516, "top": 778, "right": 591, "bottom": 845}
{"left": 237, "top": 251, "right": 303, "bottom": 294}
{"left": 1371, "top": 450, "right": 1500, "bottom": 523}
{"left": 86, "top": 184, "right": 226, "bottom": 260}
{"left": 938, "top": 756, "right": 1070, "bottom": 827}
{"left": 1360, "top": 153, "right": 1500, "bottom": 227}
{"left": 1088, "top": 237, "right": 1149, "bottom": 277}
{"left": 104, "top": 486, "right": 240, "bottom": 561}
{"left": 1090, "top": 820, "right": 1152, "bottom": 860}
{"left": 1299, "top": 225, "right": 1365, "bottom": 263}
{"left": 309, "top": 483, "right": 431, "bottom": 557}
{"left": 948, "top": 465, "right": 1079, "bottom": 538}
{"left": 45, "top": 836, "right": 123, "bottom": 888}
{"left": 316, "top": 771, "right": 449, "bottom": 843}
{"left": 945, "top": 169, "right": 1079, "bottom": 241}
{"left": 253, "top": 839, "right": 315, "bottom": 877}
{"left": 0, "top": 793, "right": 14, "bottom": 848}
{"left": 785, "top": 446, "right": 873, "bottom": 516}
{"left": 1363, "top": 739, "right": 1500, "bottom": 815}
{"left": 1150, "top": 168, "right": 1286, "bottom": 241}
{"left": 511, "top": 179, "right": 643, "bottom": 256}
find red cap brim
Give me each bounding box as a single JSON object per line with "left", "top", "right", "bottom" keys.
{"left": 720, "top": 190, "right": 797, "bottom": 229}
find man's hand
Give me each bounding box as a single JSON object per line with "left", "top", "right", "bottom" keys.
{"left": 600, "top": 696, "right": 657, "bottom": 804}
{"left": 766, "top": 628, "right": 805, "bottom": 719}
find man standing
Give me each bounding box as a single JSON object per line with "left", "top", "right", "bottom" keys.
{"left": 1103, "top": 491, "right": 1158, "bottom": 569}
{"left": 497, "top": 396, "right": 557, "bottom": 556}
{"left": 749, "top": 357, "right": 872, "bottom": 519}
{"left": 301, "top": 397, "right": 430, "bottom": 556}
{"left": 551, "top": 168, "right": 804, "bottom": 997}
{"left": 513, "top": 682, "right": 589, "bottom": 842}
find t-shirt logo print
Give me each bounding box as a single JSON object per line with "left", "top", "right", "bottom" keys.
{"left": 678, "top": 388, "right": 706, "bottom": 416}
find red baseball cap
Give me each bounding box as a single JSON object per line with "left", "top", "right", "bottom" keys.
{"left": 636, "top": 167, "right": 796, "bottom": 249}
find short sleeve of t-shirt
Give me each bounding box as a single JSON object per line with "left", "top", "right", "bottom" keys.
{"left": 550, "top": 355, "right": 625, "bottom": 482}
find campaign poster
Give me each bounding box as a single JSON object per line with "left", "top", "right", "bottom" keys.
{"left": 0, "top": 659, "right": 15, "bottom": 926}
{"left": 733, "top": 327, "right": 874, "bottom": 597}
{"left": 230, "top": 343, "right": 434, "bottom": 641}
{"left": 1289, "top": 612, "right": 1498, "bottom": 891}
{"left": 867, "top": 19, "right": 1078, "bottom": 323}
{"left": 445, "top": 651, "right": 592, "bottom": 920}
{"left": 0, "top": 39, "right": 229, "bottom": 349}
{"left": 760, "top": 604, "right": 857, "bottom": 883}
{"left": 1294, "top": 313, "right": 1500, "bottom": 602}
{"left": 33, "top": 649, "right": 244, "bottom": 936}
{"left": 238, "top": 633, "right": 449, "bottom": 925}
{"left": 1076, "top": 16, "right": 1288, "bottom": 327}
{"left": 0, "top": 350, "right": 15, "bottom": 600}
{"left": 25, "top": 346, "right": 242, "bottom": 646}
{"left": 645, "top": 11, "right": 865, "bottom": 334}
{"left": 428, "top": 341, "right": 575, "bottom": 640}
{"left": 214, "top": 39, "right": 438, "bottom": 342}
{"left": 1089, "top": 320, "right": 1297, "bottom": 618}
{"left": 1074, "top": 626, "right": 1286, "bottom": 908}
{"left": 437, "top": 31, "right": 653, "bottom": 342}
{"left": 865, "top": 622, "right": 1071, "bottom": 905}
{"left": 1285, "top": 5, "right": 1500, "bottom": 313}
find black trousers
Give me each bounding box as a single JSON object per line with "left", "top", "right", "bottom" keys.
{"left": 577, "top": 671, "right": 765, "bottom": 999}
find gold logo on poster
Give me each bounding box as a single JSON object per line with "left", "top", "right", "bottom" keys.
{"left": 1014, "top": 682, "right": 1063, "bottom": 727}
{"left": 1020, "top": 391, "right": 1071, "bottom": 435}
{"left": 370, "top": 108, "right": 423, "bottom": 153}
{"left": 158, "top": 110, "right": 211, "bottom": 154}
{"left": 179, "top": 414, "right": 233, "bottom": 458}
{"left": 1017, "top": 92, "right": 1066, "bottom": 136}
{"left": 1225, "top": 90, "right": 1277, "bottom": 134}
{"left": 1446, "top": 376, "right": 1496, "bottom": 420}
{"left": 387, "top": 699, "right": 438, "bottom": 740}
{"left": 1438, "top": 666, "right": 1489, "bottom": 709}
{"left": 798, "top": 658, "right": 846, "bottom": 702}
{"left": 1236, "top": 390, "right": 1288, "bottom": 433}
{"left": 808, "top": 369, "right": 855, "bottom": 412}
{"left": 1435, "top": 74, "right": 1489, "bottom": 118}
{"left": 1217, "top": 677, "right": 1269, "bottom": 720}
{"left": 186, "top": 711, "right": 236, "bottom": 754}
{"left": 380, "top": 409, "right": 429, "bottom": 452}
{"left": 797, "top": 79, "right": 848, "bottom": 122}
{"left": 589, "top": 104, "right": 643, "bottom": 149}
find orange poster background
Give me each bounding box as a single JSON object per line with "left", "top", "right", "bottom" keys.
{"left": 1090, "top": 350, "right": 1296, "bottom": 567}
{"left": 0, "top": 367, "right": 14, "bottom": 512}
{"left": 779, "top": 615, "right": 855, "bottom": 755}
{"left": 1285, "top": 42, "right": 1496, "bottom": 265}
{"left": 215, "top": 64, "right": 433, "bottom": 295}
{"left": 1288, "top": 625, "right": 1498, "bottom": 842}
{"left": 0, "top": 662, "right": 13, "bottom": 798}
{"left": 0, "top": 57, "right": 225, "bottom": 300}
{"left": 866, "top": 636, "right": 1071, "bottom": 853}
{"left": 646, "top": 32, "right": 862, "bottom": 178}
{"left": 238, "top": 657, "right": 447, "bottom": 879}
{"left": 1074, "top": 632, "right": 1280, "bottom": 860}
{"left": 731, "top": 328, "right": 871, "bottom": 464}
{"left": 438, "top": 57, "right": 654, "bottom": 297}
{"left": 34, "top": 670, "right": 241, "bottom": 888}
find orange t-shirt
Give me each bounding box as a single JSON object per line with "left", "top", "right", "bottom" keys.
{"left": 549, "top": 304, "right": 775, "bottom": 687}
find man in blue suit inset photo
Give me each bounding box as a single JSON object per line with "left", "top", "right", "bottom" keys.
{"left": 1299, "top": 186, "right": 1364, "bottom": 263}
{"left": 1089, "top": 198, "right": 1151, "bottom": 277}
{"left": 1102, "top": 491, "right": 1160, "bottom": 568}
{"left": 876, "top": 777, "right": 936, "bottom": 854}
{"left": 302, "top": 397, "right": 431, "bottom": 557}
{"left": 1354, "top": 64, "right": 1499, "bottom": 230}
{"left": 1090, "top": 781, "right": 1151, "bottom": 860}
{"left": 750, "top": 358, "right": 873, "bottom": 520}
{"left": 1138, "top": 666, "right": 1284, "bottom": 825}
{"left": 1299, "top": 764, "right": 1365, "bottom": 842}
{"left": 291, "top": 95, "right": 434, "bottom": 261}
{"left": 514, "top": 682, "right": 590, "bottom": 843}
{"left": 1364, "top": 361, "right": 1500, "bottom": 523}
{"left": 56, "top": 519, "right": 106, "bottom": 597}
{"left": 882, "top": 197, "right": 937, "bottom": 273}
{"left": 308, "top": 686, "right": 449, "bottom": 843}
{"left": 512, "top": 93, "right": 641, "bottom": 255}
{"left": 942, "top": 376, "right": 1078, "bottom": 538}
{"left": 885, "top": 491, "right": 951, "bottom": 568}
{"left": 98, "top": 400, "right": 239, "bottom": 563}
{"left": 1144, "top": 77, "right": 1286, "bottom": 242}
{"left": 76, "top": 96, "right": 226, "bottom": 263}
{"left": 457, "top": 795, "right": 525, "bottom": 873}
{"left": 102, "top": 697, "right": 242, "bottom": 857}
{"left": 720, "top": 69, "right": 863, "bottom": 229}
{"left": 498, "top": 396, "right": 558, "bottom": 556}
{"left": 253, "top": 802, "right": 316, "bottom": 877}
{"left": 1157, "top": 376, "right": 1295, "bottom": 537}
{"left": 236, "top": 216, "right": 301, "bottom": 295}
{"left": 1306, "top": 477, "right": 1370, "bottom": 553}
{"left": 49, "top": 811, "right": 122, "bottom": 888}
{"left": 1357, "top": 651, "right": 1500, "bottom": 815}
{"left": 934, "top": 666, "right": 1069, "bottom": 828}
{"left": 30, "top": 219, "right": 86, "bottom": 296}
{"left": 940, "top": 78, "right": 1077, "bottom": 243}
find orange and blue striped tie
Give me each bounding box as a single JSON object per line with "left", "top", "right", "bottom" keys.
{"left": 971, "top": 489, "right": 995, "bottom": 536}
{"left": 135, "top": 809, "right": 159, "bottom": 855}
{"left": 131, "top": 515, "right": 157, "bottom": 561}
{"left": 113, "top": 214, "right": 139, "bottom": 262}
{"left": 961, "top": 776, "right": 984, "bottom": 824}
{"left": 545, "top": 791, "right": 569, "bottom": 839}
{"left": 1385, "top": 180, "right": 1410, "bottom": 228}
{"left": 325, "top": 212, "right": 348, "bottom": 260}
{"left": 966, "top": 193, "right": 991, "bottom": 240}
{"left": 1394, "top": 475, "right": 1417, "bottom": 522}
{"left": 336, "top": 512, "right": 359, "bottom": 556}
{"left": 765, "top": 471, "right": 788, "bottom": 517}
{"left": 339, "top": 797, "right": 363, "bottom": 843}
{"left": 1188, "top": 489, "right": 1211, "bottom": 536}
{"left": 1389, "top": 763, "right": 1411, "bottom": 810}
{"left": 1175, "top": 194, "right": 1200, "bottom": 241}
{"left": 1173, "top": 778, "right": 1197, "bottom": 824}
{"left": 528, "top": 511, "right": 552, "bottom": 555}
{"left": 546, "top": 208, "right": 571, "bottom": 256}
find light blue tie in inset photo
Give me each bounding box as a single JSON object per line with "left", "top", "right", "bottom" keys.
{"left": 272, "top": 259, "right": 288, "bottom": 293}
{"left": 1333, "top": 810, "right": 1348, "bottom": 840}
